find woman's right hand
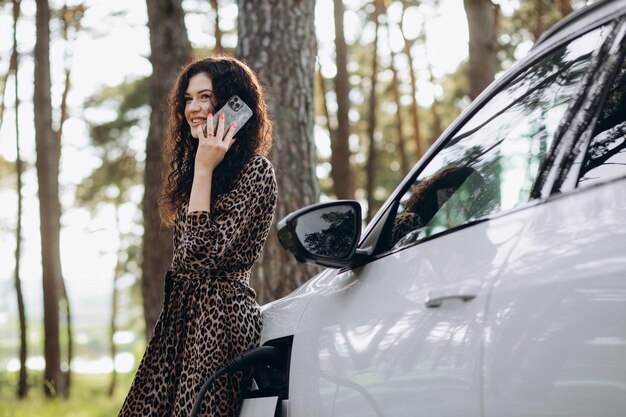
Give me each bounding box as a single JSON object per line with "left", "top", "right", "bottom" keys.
{"left": 195, "top": 113, "right": 236, "bottom": 177}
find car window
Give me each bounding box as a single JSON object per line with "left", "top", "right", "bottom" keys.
{"left": 380, "top": 25, "right": 608, "bottom": 252}
{"left": 577, "top": 54, "right": 626, "bottom": 187}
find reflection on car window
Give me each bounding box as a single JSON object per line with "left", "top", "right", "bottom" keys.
{"left": 381, "top": 26, "right": 606, "bottom": 252}
{"left": 577, "top": 54, "right": 626, "bottom": 187}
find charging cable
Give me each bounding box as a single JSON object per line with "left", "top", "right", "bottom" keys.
{"left": 190, "top": 345, "right": 281, "bottom": 417}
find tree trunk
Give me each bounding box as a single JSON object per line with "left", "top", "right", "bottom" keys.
{"left": 464, "top": 0, "right": 497, "bottom": 100}
{"left": 423, "top": 31, "right": 443, "bottom": 146}
{"left": 59, "top": 282, "right": 72, "bottom": 396}
{"left": 389, "top": 58, "right": 409, "bottom": 177}
{"left": 143, "top": 0, "right": 191, "bottom": 339}
{"left": 57, "top": 8, "right": 80, "bottom": 393}
{"left": 557, "top": 0, "right": 573, "bottom": 18}
{"left": 107, "top": 262, "right": 120, "bottom": 397}
{"left": 365, "top": 4, "right": 381, "bottom": 222}
{"left": 108, "top": 210, "right": 122, "bottom": 397}
{"left": 0, "top": 55, "right": 16, "bottom": 129}
{"left": 34, "top": 0, "right": 65, "bottom": 398}
{"left": 533, "top": 0, "right": 544, "bottom": 41}
{"left": 400, "top": 0, "right": 424, "bottom": 160}
{"left": 427, "top": 73, "right": 443, "bottom": 145}
{"left": 12, "top": 0, "right": 28, "bottom": 399}
{"left": 237, "top": 0, "right": 320, "bottom": 304}
{"left": 209, "top": 0, "right": 223, "bottom": 54}
{"left": 385, "top": 16, "right": 409, "bottom": 178}
{"left": 330, "top": 0, "right": 355, "bottom": 200}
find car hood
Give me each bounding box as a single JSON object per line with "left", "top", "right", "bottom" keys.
{"left": 260, "top": 267, "right": 340, "bottom": 342}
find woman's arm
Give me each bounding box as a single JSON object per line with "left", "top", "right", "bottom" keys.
{"left": 180, "top": 156, "right": 277, "bottom": 272}
{"left": 188, "top": 171, "right": 213, "bottom": 214}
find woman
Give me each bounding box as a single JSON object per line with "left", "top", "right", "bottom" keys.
{"left": 119, "top": 56, "right": 277, "bottom": 417}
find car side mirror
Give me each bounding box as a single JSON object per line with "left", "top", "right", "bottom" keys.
{"left": 277, "top": 201, "right": 362, "bottom": 268}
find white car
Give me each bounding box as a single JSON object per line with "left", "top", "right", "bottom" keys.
{"left": 241, "top": 1, "right": 626, "bottom": 416}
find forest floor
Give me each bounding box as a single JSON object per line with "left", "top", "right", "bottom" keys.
{"left": 0, "top": 372, "right": 133, "bottom": 416}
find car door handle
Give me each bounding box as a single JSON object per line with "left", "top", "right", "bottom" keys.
{"left": 424, "top": 280, "right": 481, "bottom": 308}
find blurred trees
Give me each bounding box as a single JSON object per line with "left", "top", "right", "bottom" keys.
{"left": 142, "top": 0, "right": 191, "bottom": 339}
{"left": 237, "top": 0, "right": 320, "bottom": 304}
{"left": 512, "top": 0, "right": 573, "bottom": 41}
{"left": 78, "top": 77, "right": 149, "bottom": 396}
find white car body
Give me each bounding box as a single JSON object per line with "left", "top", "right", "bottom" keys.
{"left": 244, "top": 1, "right": 626, "bottom": 416}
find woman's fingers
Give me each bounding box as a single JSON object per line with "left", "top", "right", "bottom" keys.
{"left": 223, "top": 122, "right": 237, "bottom": 146}
{"left": 214, "top": 113, "right": 225, "bottom": 140}
{"left": 203, "top": 113, "right": 214, "bottom": 138}
{"left": 195, "top": 115, "right": 235, "bottom": 171}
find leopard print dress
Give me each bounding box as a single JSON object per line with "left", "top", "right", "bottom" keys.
{"left": 119, "top": 155, "right": 277, "bottom": 417}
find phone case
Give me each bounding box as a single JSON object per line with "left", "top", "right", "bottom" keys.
{"left": 206, "top": 95, "right": 253, "bottom": 137}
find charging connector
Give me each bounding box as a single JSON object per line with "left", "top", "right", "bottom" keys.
{"left": 190, "top": 345, "right": 281, "bottom": 417}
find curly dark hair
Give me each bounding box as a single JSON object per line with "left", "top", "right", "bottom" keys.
{"left": 159, "top": 56, "right": 273, "bottom": 224}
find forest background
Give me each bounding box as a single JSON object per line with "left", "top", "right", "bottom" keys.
{"left": 0, "top": 0, "right": 588, "bottom": 415}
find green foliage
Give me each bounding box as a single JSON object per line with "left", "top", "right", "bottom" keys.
{"left": 85, "top": 77, "right": 150, "bottom": 118}
{"left": 76, "top": 152, "right": 140, "bottom": 208}
{"left": 76, "top": 77, "right": 149, "bottom": 363}
{"left": 77, "top": 77, "right": 148, "bottom": 209}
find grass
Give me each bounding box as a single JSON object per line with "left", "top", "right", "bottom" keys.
{"left": 0, "top": 372, "right": 134, "bottom": 417}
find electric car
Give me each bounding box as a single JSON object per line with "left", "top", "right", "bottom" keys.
{"left": 241, "top": 1, "right": 626, "bottom": 416}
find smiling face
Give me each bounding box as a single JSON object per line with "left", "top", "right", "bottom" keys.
{"left": 184, "top": 72, "right": 216, "bottom": 139}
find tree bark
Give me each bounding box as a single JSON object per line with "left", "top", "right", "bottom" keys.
{"left": 389, "top": 58, "right": 409, "bottom": 177}
{"left": 557, "top": 0, "right": 573, "bottom": 18}
{"left": 533, "top": 0, "right": 544, "bottom": 41}
{"left": 400, "top": 0, "right": 424, "bottom": 159}
{"left": 330, "top": 0, "right": 355, "bottom": 200}
{"left": 143, "top": 0, "right": 191, "bottom": 339}
{"left": 34, "top": 0, "right": 65, "bottom": 398}
{"left": 12, "top": 0, "right": 28, "bottom": 399}
{"left": 423, "top": 31, "right": 443, "bottom": 146}
{"left": 209, "top": 0, "right": 223, "bottom": 54}
{"left": 464, "top": 0, "right": 497, "bottom": 100}
{"left": 0, "top": 55, "right": 16, "bottom": 129}
{"left": 108, "top": 210, "right": 122, "bottom": 397}
{"left": 385, "top": 16, "right": 409, "bottom": 178}
{"left": 365, "top": 3, "right": 382, "bottom": 222}
{"left": 237, "top": 0, "right": 320, "bottom": 304}
{"left": 56, "top": 6, "right": 82, "bottom": 394}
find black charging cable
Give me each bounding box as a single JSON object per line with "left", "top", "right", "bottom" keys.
{"left": 190, "top": 345, "right": 281, "bottom": 417}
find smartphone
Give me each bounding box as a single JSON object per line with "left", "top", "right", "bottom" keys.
{"left": 204, "top": 95, "right": 253, "bottom": 137}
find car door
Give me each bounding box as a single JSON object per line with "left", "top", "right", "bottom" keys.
{"left": 482, "top": 17, "right": 626, "bottom": 417}
{"left": 286, "top": 19, "right": 609, "bottom": 417}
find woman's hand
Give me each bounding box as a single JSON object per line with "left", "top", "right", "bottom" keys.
{"left": 195, "top": 113, "right": 237, "bottom": 177}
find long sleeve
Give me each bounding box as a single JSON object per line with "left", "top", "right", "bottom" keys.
{"left": 179, "top": 156, "right": 277, "bottom": 273}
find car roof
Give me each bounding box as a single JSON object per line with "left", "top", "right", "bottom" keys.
{"left": 533, "top": 0, "right": 626, "bottom": 51}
